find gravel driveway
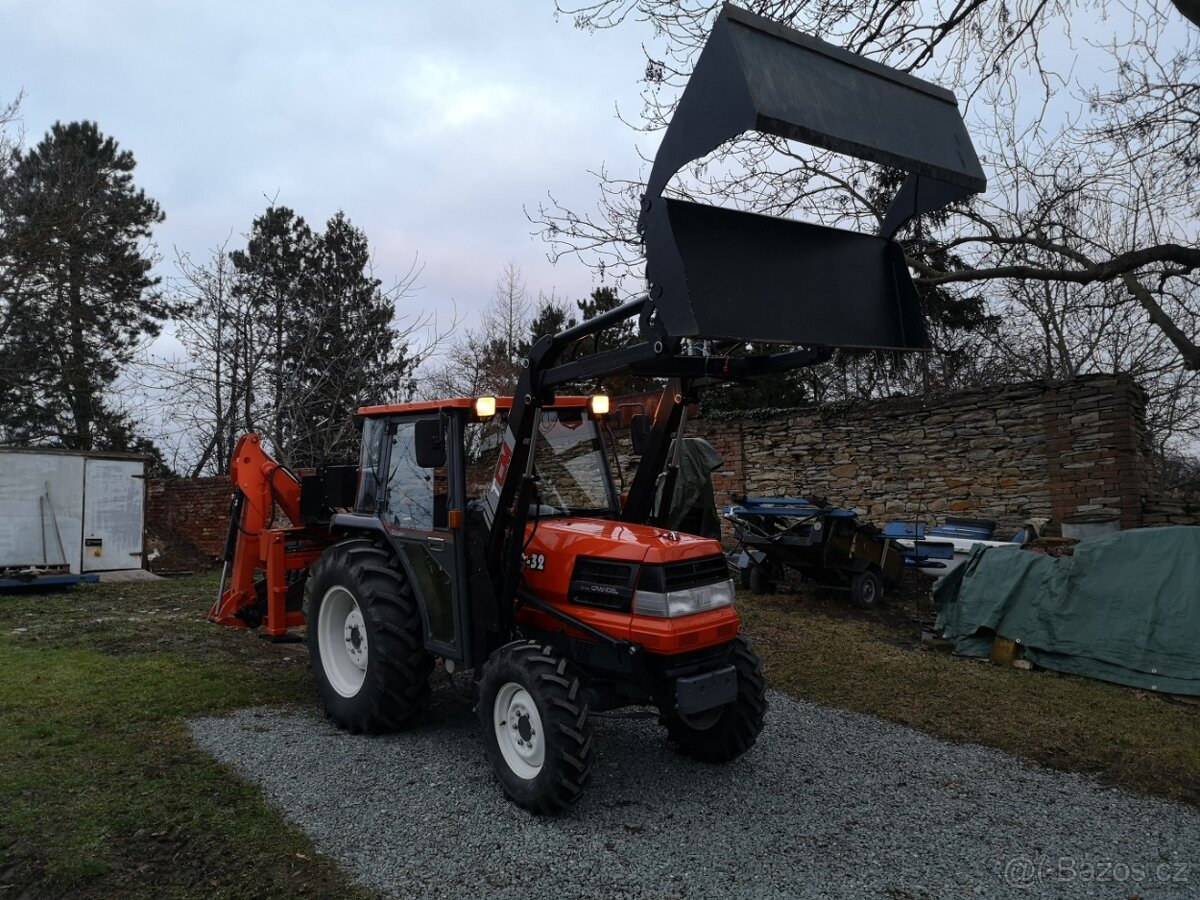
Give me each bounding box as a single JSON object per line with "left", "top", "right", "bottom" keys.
{"left": 190, "top": 674, "right": 1199, "bottom": 899}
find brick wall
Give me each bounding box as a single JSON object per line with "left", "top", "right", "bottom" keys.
{"left": 1041, "top": 377, "right": 1150, "bottom": 530}
{"left": 145, "top": 476, "right": 231, "bottom": 571}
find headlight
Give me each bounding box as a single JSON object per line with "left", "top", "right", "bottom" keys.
{"left": 634, "top": 579, "right": 735, "bottom": 618}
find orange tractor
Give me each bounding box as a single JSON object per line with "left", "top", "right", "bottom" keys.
{"left": 210, "top": 4, "right": 984, "bottom": 811}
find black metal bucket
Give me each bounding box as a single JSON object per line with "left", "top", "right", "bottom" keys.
{"left": 641, "top": 4, "right": 986, "bottom": 351}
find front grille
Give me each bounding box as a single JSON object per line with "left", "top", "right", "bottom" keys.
{"left": 661, "top": 555, "right": 730, "bottom": 592}
{"left": 573, "top": 558, "right": 636, "bottom": 587}
{"left": 569, "top": 557, "right": 639, "bottom": 611}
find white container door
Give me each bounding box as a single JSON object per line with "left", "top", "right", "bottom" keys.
{"left": 0, "top": 452, "right": 85, "bottom": 573}
{"left": 81, "top": 459, "right": 146, "bottom": 572}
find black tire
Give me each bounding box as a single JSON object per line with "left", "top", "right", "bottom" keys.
{"left": 748, "top": 563, "right": 774, "bottom": 595}
{"left": 477, "top": 640, "right": 593, "bottom": 814}
{"left": 850, "top": 566, "right": 883, "bottom": 610}
{"left": 304, "top": 537, "right": 434, "bottom": 734}
{"left": 660, "top": 635, "right": 767, "bottom": 763}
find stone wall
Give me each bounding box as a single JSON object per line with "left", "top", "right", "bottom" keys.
{"left": 144, "top": 373, "right": 1188, "bottom": 568}
{"left": 1142, "top": 497, "right": 1200, "bottom": 527}
{"left": 688, "top": 374, "right": 1151, "bottom": 539}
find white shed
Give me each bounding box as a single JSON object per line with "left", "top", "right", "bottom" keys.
{"left": 0, "top": 448, "right": 147, "bottom": 575}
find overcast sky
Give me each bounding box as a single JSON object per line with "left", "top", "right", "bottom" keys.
{"left": 1, "top": 0, "right": 659, "bottom": 334}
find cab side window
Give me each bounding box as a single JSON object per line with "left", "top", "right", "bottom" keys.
{"left": 385, "top": 418, "right": 449, "bottom": 530}
{"left": 386, "top": 421, "right": 433, "bottom": 530}
{"left": 358, "top": 418, "right": 386, "bottom": 511}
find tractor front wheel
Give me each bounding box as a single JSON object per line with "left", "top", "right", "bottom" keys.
{"left": 304, "top": 538, "right": 433, "bottom": 733}
{"left": 477, "top": 641, "right": 593, "bottom": 813}
{"left": 660, "top": 635, "right": 767, "bottom": 763}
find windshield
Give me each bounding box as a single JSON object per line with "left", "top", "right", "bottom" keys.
{"left": 533, "top": 409, "right": 618, "bottom": 517}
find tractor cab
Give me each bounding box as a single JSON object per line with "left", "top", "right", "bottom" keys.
{"left": 354, "top": 395, "right": 619, "bottom": 527}
{"left": 344, "top": 395, "right": 740, "bottom": 680}
{"left": 343, "top": 396, "right": 622, "bottom": 665}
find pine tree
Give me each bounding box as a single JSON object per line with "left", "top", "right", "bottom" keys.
{"left": 0, "top": 121, "right": 168, "bottom": 451}
{"left": 229, "top": 205, "right": 316, "bottom": 458}
{"left": 571, "top": 287, "right": 655, "bottom": 396}
{"left": 229, "top": 206, "right": 415, "bottom": 467}
{"left": 290, "top": 211, "right": 414, "bottom": 465}
{"left": 520, "top": 296, "right": 577, "bottom": 357}
{"left": 574, "top": 287, "right": 632, "bottom": 354}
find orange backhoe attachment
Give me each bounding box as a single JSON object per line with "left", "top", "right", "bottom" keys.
{"left": 207, "top": 433, "right": 332, "bottom": 639}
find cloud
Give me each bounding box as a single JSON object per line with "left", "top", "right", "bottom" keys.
{"left": 1, "top": 0, "right": 657, "bottom": 322}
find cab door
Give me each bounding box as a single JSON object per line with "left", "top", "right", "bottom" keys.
{"left": 381, "top": 414, "right": 470, "bottom": 662}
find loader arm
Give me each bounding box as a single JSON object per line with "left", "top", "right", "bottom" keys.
{"left": 208, "top": 433, "right": 305, "bottom": 630}
{"left": 482, "top": 306, "right": 832, "bottom": 625}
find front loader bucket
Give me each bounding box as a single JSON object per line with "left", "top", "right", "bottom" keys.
{"left": 640, "top": 3, "right": 986, "bottom": 350}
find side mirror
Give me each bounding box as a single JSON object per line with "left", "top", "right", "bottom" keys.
{"left": 414, "top": 418, "right": 446, "bottom": 468}
{"left": 630, "top": 414, "right": 652, "bottom": 456}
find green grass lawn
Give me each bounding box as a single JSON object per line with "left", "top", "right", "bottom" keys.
{"left": 0, "top": 575, "right": 372, "bottom": 899}
{"left": 1, "top": 573, "right": 1197, "bottom": 898}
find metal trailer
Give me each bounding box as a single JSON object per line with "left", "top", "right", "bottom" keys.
{"left": 0, "top": 448, "right": 147, "bottom": 589}
{"left": 725, "top": 497, "right": 926, "bottom": 608}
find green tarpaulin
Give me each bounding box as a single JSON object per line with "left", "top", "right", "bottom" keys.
{"left": 664, "top": 437, "right": 724, "bottom": 540}
{"left": 934, "top": 527, "right": 1200, "bottom": 695}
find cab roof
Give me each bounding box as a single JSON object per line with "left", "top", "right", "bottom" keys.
{"left": 357, "top": 396, "right": 593, "bottom": 417}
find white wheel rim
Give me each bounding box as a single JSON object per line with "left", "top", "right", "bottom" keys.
{"left": 493, "top": 682, "right": 545, "bottom": 780}
{"left": 317, "top": 585, "right": 368, "bottom": 698}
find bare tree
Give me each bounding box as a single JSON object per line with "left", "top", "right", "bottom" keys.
{"left": 0, "top": 92, "right": 25, "bottom": 337}
{"left": 152, "top": 239, "right": 259, "bottom": 476}
{"left": 422, "top": 263, "right": 578, "bottom": 460}
{"left": 425, "top": 262, "right": 534, "bottom": 401}
{"left": 534, "top": 0, "right": 1200, "bottom": 451}
{"left": 0, "top": 92, "right": 29, "bottom": 422}
{"left": 487, "top": 261, "right": 534, "bottom": 388}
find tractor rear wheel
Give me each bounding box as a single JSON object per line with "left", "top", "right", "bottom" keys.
{"left": 477, "top": 641, "right": 593, "bottom": 813}
{"left": 660, "top": 635, "right": 767, "bottom": 763}
{"left": 304, "top": 537, "right": 433, "bottom": 733}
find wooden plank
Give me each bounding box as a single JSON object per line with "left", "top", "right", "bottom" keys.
{"left": 991, "top": 636, "right": 1018, "bottom": 666}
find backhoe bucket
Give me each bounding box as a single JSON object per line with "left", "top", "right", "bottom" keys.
{"left": 640, "top": 3, "right": 986, "bottom": 350}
